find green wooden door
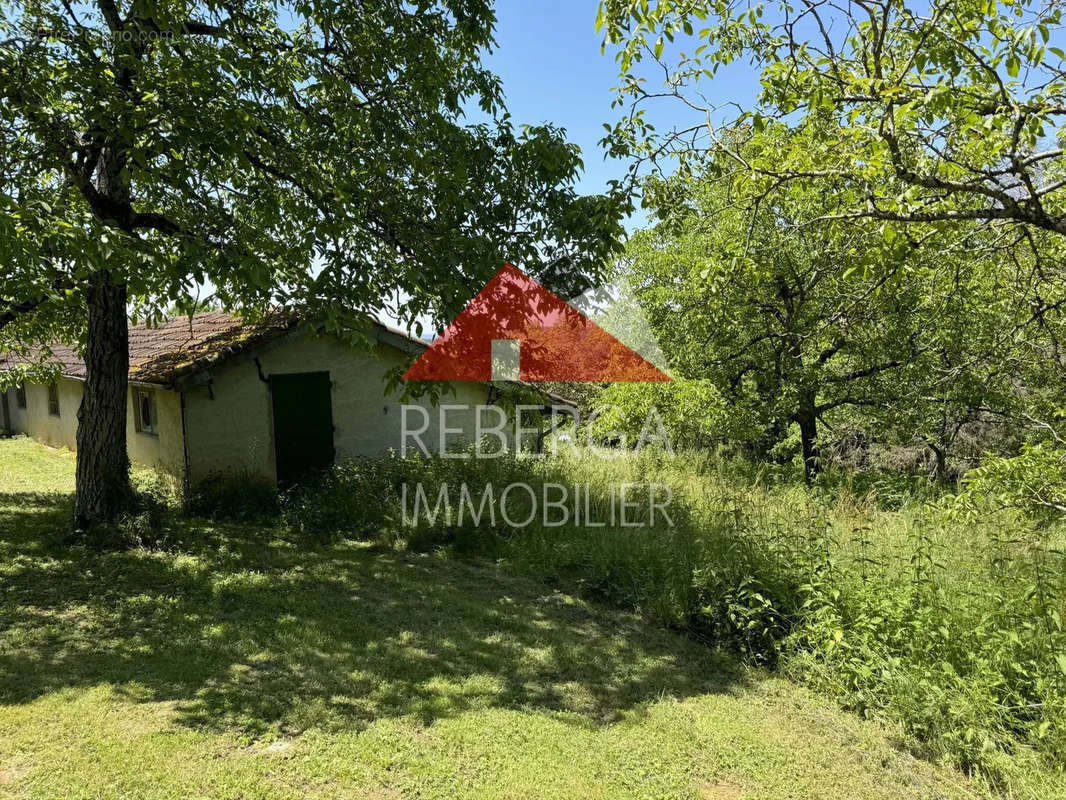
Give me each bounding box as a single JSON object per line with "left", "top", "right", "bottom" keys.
{"left": 270, "top": 371, "right": 334, "bottom": 484}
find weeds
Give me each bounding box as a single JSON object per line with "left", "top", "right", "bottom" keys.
{"left": 184, "top": 471, "right": 278, "bottom": 521}
{"left": 278, "top": 448, "right": 1066, "bottom": 786}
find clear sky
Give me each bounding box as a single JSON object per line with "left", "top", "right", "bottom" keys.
{"left": 481, "top": 0, "right": 765, "bottom": 229}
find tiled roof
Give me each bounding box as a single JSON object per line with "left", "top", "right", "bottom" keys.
{"left": 0, "top": 312, "right": 577, "bottom": 406}
{"left": 0, "top": 310, "right": 300, "bottom": 386}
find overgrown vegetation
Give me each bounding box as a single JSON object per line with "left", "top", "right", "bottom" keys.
{"left": 3, "top": 437, "right": 1013, "bottom": 800}
{"left": 274, "top": 447, "right": 1066, "bottom": 788}
{"left": 103, "top": 440, "right": 1066, "bottom": 787}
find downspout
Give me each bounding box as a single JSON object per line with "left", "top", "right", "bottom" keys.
{"left": 179, "top": 391, "right": 192, "bottom": 495}
{"left": 254, "top": 357, "right": 270, "bottom": 383}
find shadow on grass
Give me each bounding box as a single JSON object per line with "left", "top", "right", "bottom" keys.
{"left": 0, "top": 490, "right": 745, "bottom": 737}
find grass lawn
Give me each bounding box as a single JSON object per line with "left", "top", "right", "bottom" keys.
{"left": 0, "top": 437, "right": 1039, "bottom": 799}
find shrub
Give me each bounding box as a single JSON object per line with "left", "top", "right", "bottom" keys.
{"left": 590, "top": 379, "right": 757, "bottom": 450}
{"left": 280, "top": 458, "right": 402, "bottom": 539}
{"left": 184, "top": 471, "right": 278, "bottom": 521}
{"left": 77, "top": 469, "right": 180, "bottom": 549}
{"left": 267, "top": 447, "right": 1066, "bottom": 784}
{"left": 957, "top": 442, "right": 1066, "bottom": 524}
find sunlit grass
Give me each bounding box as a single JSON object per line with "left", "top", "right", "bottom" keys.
{"left": 277, "top": 445, "right": 1066, "bottom": 791}
{"left": 0, "top": 436, "right": 1020, "bottom": 799}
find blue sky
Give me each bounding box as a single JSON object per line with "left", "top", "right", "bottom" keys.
{"left": 481, "top": 1, "right": 765, "bottom": 229}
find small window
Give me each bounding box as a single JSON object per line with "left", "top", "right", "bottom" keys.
{"left": 14, "top": 384, "right": 26, "bottom": 409}
{"left": 134, "top": 388, "right": 156, "bottom": 435}
{"left": 47, "top": 382, "right": 60, "bottom": 417}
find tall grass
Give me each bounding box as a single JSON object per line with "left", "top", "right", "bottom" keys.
{"left": 278, "top": 447, "right": 1066, "bottom": 786}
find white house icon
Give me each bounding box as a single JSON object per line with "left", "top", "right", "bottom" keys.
{"left": 490, "top": 339, "right": 521, "bottom": 381}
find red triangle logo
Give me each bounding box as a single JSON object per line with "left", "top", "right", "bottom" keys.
{"left": 403, "top": 264, "right": 671, "bottom": 382}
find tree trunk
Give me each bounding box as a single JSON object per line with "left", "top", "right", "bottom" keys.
{"left": 74, "top": 270, "right": 130, "bottom": 529}
{"left": 928, "top": 443, "right": 949, "bottom": 484}
{"left": 796, "top": 406, "right": 820, "bottom": 485}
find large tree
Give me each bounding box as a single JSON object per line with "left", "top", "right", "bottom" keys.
{"left": 0, "top": 1, "right": 626, "bottom": 528}
{"left": 624, "top": 137, "right": 1023, "bottom": 481}
{"left": 599, "top": 0, "right": 1066, "bottom": 238}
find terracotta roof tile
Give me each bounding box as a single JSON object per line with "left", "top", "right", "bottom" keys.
{"left": 0, "top": 313, "right": 584, "bottom": 409}
{"left": 0, "top": 310, "right": 299, "bottom": 386}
